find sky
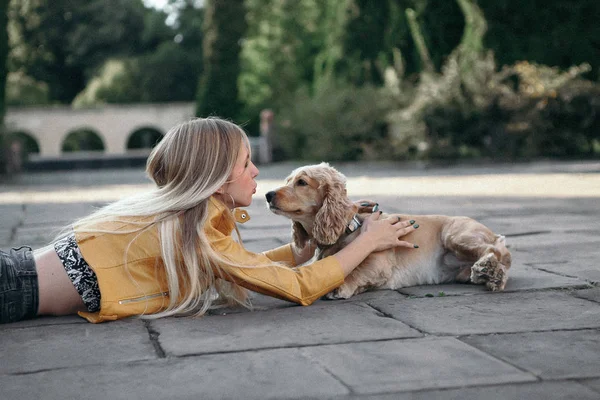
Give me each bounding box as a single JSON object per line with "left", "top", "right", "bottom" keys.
{"left": 143, "top": 0, "right": 169, "bottom": 10}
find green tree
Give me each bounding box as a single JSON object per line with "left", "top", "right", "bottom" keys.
{"left": 240, "top": 0, "right": 322, "bottom": 122}
{"left": 73, "top": 1, "right": 203, "bottom": 106}
{"left": 8, "top": 0, "right": 147, "bottom": 103}
{"left": 196, "top": 0, "right": 247, "bottom": 120}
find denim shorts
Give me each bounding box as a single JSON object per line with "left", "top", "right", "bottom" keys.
{"left": 0, "top": 246, "right": 39, "bottom": 324}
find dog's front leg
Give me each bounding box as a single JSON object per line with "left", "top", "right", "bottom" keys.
{"left": 325, "top": 255, "right": 393, "bottom": 299}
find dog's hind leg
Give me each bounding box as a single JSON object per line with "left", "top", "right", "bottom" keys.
{"left": 442, "top": 217, "right": 512, "bottom": 291}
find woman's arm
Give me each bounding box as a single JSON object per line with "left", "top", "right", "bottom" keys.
{"left": 212, "top": 212, "right": 417, "bottom": 304}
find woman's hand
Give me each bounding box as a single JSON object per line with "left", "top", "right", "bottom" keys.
{"left": 354, "top": 200, "right": 379, "bottom": 214}
{"left": 332, "top": 211, "right": 418, "bottom": 277}
{"left": 360, "top": 212, "right": 418, "bottom": 253}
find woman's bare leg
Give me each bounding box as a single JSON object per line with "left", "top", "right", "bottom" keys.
{"left": 34, "top": 246, "right": 86, "bottom": 315}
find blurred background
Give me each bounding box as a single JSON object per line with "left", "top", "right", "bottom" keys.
{"left": 0, "top": 0, "right": 598, "bottom": 174}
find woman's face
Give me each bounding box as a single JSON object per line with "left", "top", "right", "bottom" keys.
{"left": 217, "top": 142, "right": 259, "bottom": 208}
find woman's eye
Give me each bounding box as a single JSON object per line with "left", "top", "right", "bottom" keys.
{"left": 297, "top": 179, "right": 307, "bottom": 186}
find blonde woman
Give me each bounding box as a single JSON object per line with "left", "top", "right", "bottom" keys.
{"left": 0, "top": 117, "right": 418, "bottom": 324}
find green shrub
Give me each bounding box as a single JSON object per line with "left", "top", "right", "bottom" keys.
{"left": 420, "top": 61, "right": 600, "bottom": 160}
{"left": 277, "top": 84, "right": 394, "bottom": 161}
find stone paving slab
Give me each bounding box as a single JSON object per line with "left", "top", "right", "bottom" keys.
{"left": 508, "top": 231, "right": 600, "bottom": 249}
{"left": 152, "top": 302, "right": 421, "bottom": 356}
{"left": 0, "top": 349, "right": 350, "bottom": 400}
{"left": 374, "top": 197, "right": 598, "bottom": 218}
{"left": 12, "top": 225, "right": 59, "bottom": 245}
{"left": 515, "top": 242, "right": 600, "bottom": 282}
{"left": 243, "top": 238, "right": 287, "bottom": 253}
{"left": 300, "top": 337, "right": 536, "bottom": 394}
{"left": 368, "top": 291, "right": 600, "bottom": 335}
{"left": 0, "top": 315, "right": 86, "bottom": 329}
{"left": 0, "top": 319, "right": 156, "bottom": 374}
{"left": 1, "top": 162, "right": 600, "bottom": 400}
{"left": 357, "top": 381, "right": 600, "bottom": 400}
{"left": 21, "top": 203, "right": 97, "bottom": 225}
{"left": 462, "top": 329, "right": 600, "bottom": 380}
{"left": 574, "top": 287, "right": 600, "bottom": 303}
{"left": 0, "top": 204, "right": 22, "bottom": 226}
{"left": 396, "top": 263, "right": 590, "bottom": 298}
{"left": 582, "top": 378, "right": 600, "bottom": 394}
{"left": 238, "top": 226, "right": 290, "bottom": 242}
{"left": 479, "top": 214, "right": 599, "bottom": 234}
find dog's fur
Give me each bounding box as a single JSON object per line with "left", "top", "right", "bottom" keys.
{"left": 266, "top": 163, "right": 512, "bottom": 299}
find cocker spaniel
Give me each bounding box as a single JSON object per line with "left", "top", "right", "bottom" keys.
{"left": 266, "top": 163, "right": 512, "bottom": 299}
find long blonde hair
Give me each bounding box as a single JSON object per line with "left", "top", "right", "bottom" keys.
{"left": 74, "top": 117, "right": 252, "bottom": 318}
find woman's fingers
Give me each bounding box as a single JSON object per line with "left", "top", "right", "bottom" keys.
{"left": 368, "top": 211, "right": 383, "bottom": 220}
{"left": 356, "top": 200, "right": 379, "bottom": 214}
{"left": 393, "top": 217, "right": 419, "bottom": 249}
{"left": 397, "top": 241, "right": 420, "bottom": 249}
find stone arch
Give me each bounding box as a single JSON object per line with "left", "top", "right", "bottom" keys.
{"left": 61, "top": 127, "right": 105, "bottom": 152}
{"left": 5, "top": 130, "right": 40, "bottom": 156}
{"left": 126, "top": 126, "right": 164, "bottom": 150}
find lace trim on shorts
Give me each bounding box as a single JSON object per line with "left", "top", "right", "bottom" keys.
{"left": 54, "top": 233, "right": 101, "bottom": 312}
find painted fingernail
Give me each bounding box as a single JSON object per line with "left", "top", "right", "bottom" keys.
{"left": 413, "top": 224, "right": 419, "bottom": 229}
{"left": 373, "top": 204, "right": 379, "bottom": 212}
{"left": 397, "top": 216, "right": 401, "bottom": 221}
{"left": 360, "top": 202, "right": 370, "bottom": 206}
{"left": 379, "top": 211, "right": 383, "bottom": 215}
{"left": 414, "top": 244, "right": 419, "bottom": 248}
{"left": 409, "top": 220, "right": 415, "bottom": 224}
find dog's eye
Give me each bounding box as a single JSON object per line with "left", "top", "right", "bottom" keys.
{"left": 296, "top": 179, "right": 308, "bottom": 186}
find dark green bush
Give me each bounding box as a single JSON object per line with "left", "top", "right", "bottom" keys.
{"left": 276, "top": 85, "right": 394, "bottom": 161}
{"left": 421, "top": 62, "right": 600, "bottom": 160}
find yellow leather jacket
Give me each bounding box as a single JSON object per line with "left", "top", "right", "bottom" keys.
{"left": 75, "top": 197, "right": 344, "bottom": 323}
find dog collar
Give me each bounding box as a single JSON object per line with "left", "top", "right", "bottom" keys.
{"left": 345, "top": 214, "right": 362, "bottom": 234}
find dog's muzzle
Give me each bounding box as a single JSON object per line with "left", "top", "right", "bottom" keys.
{"left": 265, "top": 191, "right": 276, "bottom": 203}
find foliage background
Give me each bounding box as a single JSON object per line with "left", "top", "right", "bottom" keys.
{"left": 1, "top": 0, "right": 599, "bottom": 165}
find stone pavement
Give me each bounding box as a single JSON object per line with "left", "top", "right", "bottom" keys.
{"left": 1, "top": 160, "right": 599, "bottom": 400}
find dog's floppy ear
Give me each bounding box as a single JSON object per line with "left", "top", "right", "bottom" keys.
{"left": 292, "top": 221, "right": 309, "bottom": 248}
{"left": 312, "top": 176, "right": 352, "bottom": 245}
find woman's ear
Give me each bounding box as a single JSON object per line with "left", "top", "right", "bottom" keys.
{"left": 292, "top": 222, "right": 309, "bottom": 248}
{"left": 312, "top": 184, "right": 351, "bottom": 245}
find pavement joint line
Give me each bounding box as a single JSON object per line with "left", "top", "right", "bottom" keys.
{"left": 451, "top": 342, "right": 546, "bottom": 381}
{"left": 169, "top": 336, "right": 437, "bottom": 359}
{"left": 8, "top": 365, "right": 75, "bottom": 377}
{"left": 526, "top": 265, "right": 596, "bottom": 282}
{"left": 144, "top": 320, "right": 167, "bottom": 359}
{"left": 456, "top": 327, "right": 600, "bottom": 340}
{"left": 296, "top": 347, "right": 356, "bottom": 396}
{"left": 364, "top": 301, "right": 430, "bottom": 336}
{"left": 504, "top": 230, "right": 552, "bottom": 237}
{"left": 6, "top": 358, "right": 163, "bottom": 377}
{"left": 400, "top": 285, "right": 595, "bottom": 298}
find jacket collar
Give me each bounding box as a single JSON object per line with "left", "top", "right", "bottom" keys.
{"left": 208, "top": 197, "right": 251, "bottom": 234}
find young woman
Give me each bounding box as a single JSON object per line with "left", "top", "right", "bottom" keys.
{"left": 0, "top": 117, "right": 418, "bottom": 324}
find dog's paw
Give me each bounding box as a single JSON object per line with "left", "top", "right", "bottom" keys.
{"left": 471, "top": 253, "right": 507, "bottom": 291}
{"left": 324, "top": 285, "right": 354, "bottom": 300}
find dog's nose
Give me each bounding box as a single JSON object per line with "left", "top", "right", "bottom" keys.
{"left": 265, "top": 191, "right": 276, "bottom": 203}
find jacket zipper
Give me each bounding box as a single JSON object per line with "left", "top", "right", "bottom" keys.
{"left": 118, "top": 291, "right": 169, "bottom": 305}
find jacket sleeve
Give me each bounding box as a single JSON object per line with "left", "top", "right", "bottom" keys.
{"left": 261, "top": 243, "right": 297, "bottom": 267}
{"left": 211, "top": 235, "right": 345, "bottom": 305}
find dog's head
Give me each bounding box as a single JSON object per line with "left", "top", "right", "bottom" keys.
{"left": 266, "top": 163, "right": 356, "bottom": 247}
